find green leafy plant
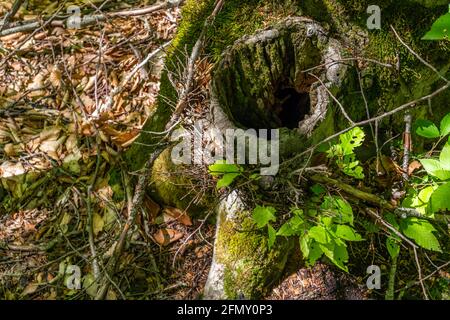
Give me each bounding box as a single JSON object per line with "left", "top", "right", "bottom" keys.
{"left": 403, "top": 113, "right": 450, "bottom": 216}
{"left": 326, "top": 127, "right": 365, "bottom": 179}
{"left": 422, "top": 6, "right": 450, "bottom": 40}
{"left": 208, "top": 160, "right": 243, "bottom": 189}
{"left": 253, "top": 196, "right": 364, "bottom": 272}
{"left": 400, "top": 217, "right": 442, "bottom": 252}
{"left": 410, "top": 141, "right": 450, "bottom": 215}
{"left": 415, "top": 113, "right": 450, "bottom": 139}
{"left": 251, "top": 205, "right": 277, "bottom": 248}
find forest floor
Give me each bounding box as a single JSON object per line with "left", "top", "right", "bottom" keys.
{"left": 0, "top": 0, "right": 216, "bottom": 300}
{"left": 0, "top": 1, "right": 449, "bottom": 301}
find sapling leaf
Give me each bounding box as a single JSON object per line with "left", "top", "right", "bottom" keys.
{"left": 415, "top": 119, "right": 440, "bottom": 138}
{"left": 252, "top": 205, "right": 276, "bottom": 228}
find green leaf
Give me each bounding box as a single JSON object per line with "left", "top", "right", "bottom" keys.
{"left": 334, "top": 225, "right": 364, "bottom": 241}
{"left": 252, "top": 205, "right": 276, "bottom": 228}
{"left": 311, "top": 184, "right": 326, "bottom": 195}
{"left": 339, "top": 127, "right": 365, "bottom": 155}
{"left": 268, "top": 224, "right": 276, "bottom": 249}
{"left": 415, "top": 119, "right": 440, "bottom": 138}
{"left": 319, "top": 241, "right": 349, "bottom": 272}
{"left": 429, "top": 182, "right": 450, "bottom": 214}
{"left": 306, "top": 239, "right": 323, "bottom": 265}
{"left": 291, "top": 208, "right": 304, "bottom": 216}
{"left": 386, "top": 237, "right": 400, "bottom": 259}
{"left": 402, "top": 186, "right": 436, "bottom": 216}
{"left": 208, "top": 161, "right": 241, "bottom": 176}
{"left": 277, "top": 216, "right": 305, "bottom": 236}
{"left": 384, "top": 212, "right": 400, "bottom": 229}
{"left": 440, "top": 113, "right": 450, "bottom": 137}
{"left": 216, "top": 172, "right": 240, "bottom": 189}
{"left": 422, "top": 12, "right": 450, "bottom": 40}
{"left": 400, "top": 217, "right": 442, "bottom": 252}
{"left": 419, "top": 159, "right": 450, "bottom": 180}
{"left": 299, "top": 235, "right": 310, "bottom": 258}
{"left": 321, "top": 196, "right": 354, "bottom": 225}
{"left": 308, "top": 225, "right": 329, "bottom": 244}
{"left": 439, "top": 142, "right": 450, "bottom": 170}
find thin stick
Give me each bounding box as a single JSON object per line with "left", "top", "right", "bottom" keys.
{"left": 0, "top": 0, "right": 25, "bottom": 33}
{"left": 391, "top": 26, "right": 449, "bottom": 84}
{"left": 402, "top": 113, "right": 412, "bottom": 181}
{"left": 308, "top": 73, "right": 355, "bottom": 125}
{"left": 94, "top": 147, "right": 166, "bottom": 300}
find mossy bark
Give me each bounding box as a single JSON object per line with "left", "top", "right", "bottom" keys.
{"left": 149, "top": 147, "right": 212, "bottom": 217}
{"left": 204, "top": 192, "right": 295, "bottom": 299}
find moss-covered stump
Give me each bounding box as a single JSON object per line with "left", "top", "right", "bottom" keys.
{"left": 149, "top": 147, "right": 212, "bottom": 218}
{"left": 212, "top": 17, "right": 347, "bottom": 136}
{"left": 204, "top": 192, "right": 295, "bottom": 299}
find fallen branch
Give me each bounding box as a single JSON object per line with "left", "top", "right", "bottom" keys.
{"left": 310, "top": 174, "right": 396, "bottom": 211}
{"left": 0, "top": 0, "right": 185, "bottom": 37}
{"left": 310, "top": 174, "right": 448, "bottom": 224}
{"left": 94, "top": 146, "right": 167, "bottom": 300}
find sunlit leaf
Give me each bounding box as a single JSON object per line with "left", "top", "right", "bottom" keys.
{"left": 252, "top": 205, "right": 276, "bottom": 228}
{"left": 400, "top": 217, "right": 442, "bottom": 252}
{"left": 415, "top": 119, "right": 440, "bottom": 138}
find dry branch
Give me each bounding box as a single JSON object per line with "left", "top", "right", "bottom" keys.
{"left": 0, "top": 0, "right": 185, "bottom": 37}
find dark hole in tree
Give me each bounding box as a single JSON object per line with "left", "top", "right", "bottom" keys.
{"left": 274, "top": 87, "right": 310, "bottom": 129}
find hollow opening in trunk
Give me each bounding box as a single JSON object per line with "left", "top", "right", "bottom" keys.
{"left": 275, "top": 87, "right": 310, "bottom": 129}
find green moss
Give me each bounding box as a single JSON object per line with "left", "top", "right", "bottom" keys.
{"left": 215, "top": 211, "right": 294, "bottom": 299}
{"left": 149, "top": 147, "right": 212, "bottom": 217}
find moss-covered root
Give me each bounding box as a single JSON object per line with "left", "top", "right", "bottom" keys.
{"left": 149, "top": 146, "right": 212, "bottom": 218}
{"left": 204, "top": 192, "right": 294, "bottom": 299}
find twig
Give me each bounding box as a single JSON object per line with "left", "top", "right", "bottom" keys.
{"left": 94, "top": 146, "right": 167, "bottom": 300}
{"left": 390, "top": 26, "right": 449, "bottom": 84}
{"left": 95, "top": 41, "right": 172, "bottom": 115}
{"left": 86, "top": 186, "right": 100, "bottom": 280}
{"left": 365, "top": 208, "right": 418, "bottom": 249}
{"left": 308, "top": 73, "right": 355, "bottom": 125}
{"left": 402, "top": 113, "right": 412, "bottom": 181}
{"left": 413, "top": 246, "right": 429, "bottom": 300}
{"left": 0, "top": 0, "right": 25, "bottom": 33}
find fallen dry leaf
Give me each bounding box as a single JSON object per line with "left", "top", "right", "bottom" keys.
{"left": 153, "top": 228, "right": 183, "bottom": 246}
{"left": 163, "top": 207, "right": 192, "bottom": 226}
{"left": 144, "top": 195, "right": 160, "bottom": 222}
{"left": 408, "top": 160, "right": 422, "bottom": 176}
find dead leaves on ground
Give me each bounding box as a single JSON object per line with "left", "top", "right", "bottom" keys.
{"left": 150, "top": 207, "right": 193, "bottom": 247}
